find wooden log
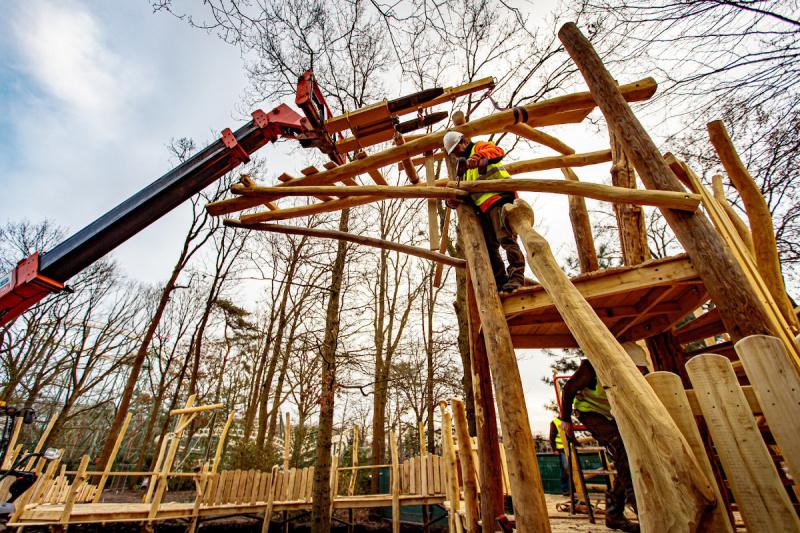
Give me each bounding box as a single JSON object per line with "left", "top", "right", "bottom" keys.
{"left": 425, "top": 152, "right": 441, "bottom": 250}
{"left": 284, "top": 412, "right": 291, "bottom": 472}
{"left": 506, "top": 149, "right": 611, "bottom": 174}
{"left": 206, "top": 78, "right": 657, "bottom": 216}
{"left": 395, "top": 133, "right": 420, "bottom": 184}
{"left": 169, "top": 403, "right": 223, "bottom": 416}
{"left": 502, "top": 198, "right": 715, "bottom": 532}
{"left": 466, "top": 268, "right": 505, "bottom": 529}
{"left": 390, "top": 431, "right": 400, "bottom": 533}
{"left": 562, "top": 167, "right": 599, "bottom": 273}
{"left": 686, "top": 353, "right": 800, "bottom": 532}
{"left": 440, "top": 405, "right": 461, "bottom": 533}
{"left": 224, "top": 220, "right": 465, "bottom": 269}
{"left": 735, "top": 336, "right": 800, "bottom": 483}
{"left": 231, "top": 183, "right": 464, "bottom": 200}
{"left": 707, "top": 121, "right": 799, "bottom": 331}
{"left": 188, "top": 463, "right": 210, "bottom": 533}
{"left": 646, "top": 372, "right": 734, "bottom": 533}
{"left": 433, "top": 207, "right": 452, "bottom": 288}
{"left": 348, "top": 425, "right": 359, "bottom": 497}
{"left": 451, "top": 178, "right": 701, "bottom": 211}
{"left": 457, "top": 203, "right": 551, "bottom": 533}
{"left": 452, "top": 399, "right": 480, "bottom": 533}
{"left": 711, "top": 175, "right": 755, "bottom": 258}
{"left": 92, "top": 412, "right": 132, "bottom": 502}
{"left": 609, "top": 131, "right": 650, "bottom": 266}
{"left": 558, "top": 22, "right": 774, "bottom": 344}
{"left": 504, "top": 123, "right": 575, "bottom": 155}
{"left": 213, "top": 410, "right": 235, "bottom": 475}
{"left": 261, "top": 466, "right": 279, "bottom": 533}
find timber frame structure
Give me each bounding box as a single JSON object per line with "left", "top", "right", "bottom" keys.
{"left": 7, "top": 22, "right": 800, "bottom": 533}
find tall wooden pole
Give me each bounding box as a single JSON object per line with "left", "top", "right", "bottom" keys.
{"left": 558, "top": 22, "right": 773, "bottom": 343}
{"left": 503, "top": 198, "right": 715, "bottom": 532}
{"left": 466, "top": 269, "right": 505, "bottom": 531}
{"left": 457, "top": 204, "right": 551, "bottom": 533}
{"left": 561, "top": 167, "right": 599, "bottom": 273}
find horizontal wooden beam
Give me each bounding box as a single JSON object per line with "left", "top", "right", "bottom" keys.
{"left": 452, "top": 178, "right": 701, "bottom": 211}
{"left": 503, "top": 256, "right": 700, "bottom": 316}
{"left": 169, "top": 404, "right": 223, "bottom": 416}
{"left": 231, "top": 183, "right": 465, "bottom": 200}
{"left": 205, "top": 78, "right": 657, "bottom": 216}
{"left": 223, "top": 220, "right": 465, "bottom": 269}
{"left": 506, "top": 149, "right": 611, "bottom": 174}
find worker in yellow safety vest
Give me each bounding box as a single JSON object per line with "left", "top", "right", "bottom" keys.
{"left": 443, "top": 131, "right": 525, "bottom": 293}
{"left": 559, "top": 342, "right": 649, "bottom": 533}
{"left": 549, "top": 418, "right": 570, "bottom": 495}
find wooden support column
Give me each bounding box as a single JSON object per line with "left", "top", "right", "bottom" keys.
{"left": 426, "top": 152, "right": 441, "bottom": 250}
{"left": 390, "top": 430, "right": 400, "bottom": 533}
{"left": 711, "top": 175, "right": 755, "bottom": 258}
{"left": 440, "top": 403, "right": 462, "bottom": 533}
{"left": 456, "top": 204, "right": 551, "bottom": 533}
{"left": 92, "top": 412, "right": 132, "bottom": 503}
{"left": 466, "top": 268, "right": 506, "bottom": 531}
{"left": 707, "top": 121, "right": 799, "bottom": 332}
{"left": 609, "top": 131, "right": 651, "bottom": 266}
{"left": 452, "top": 399, "right": 480, "bottom": 533}
{"left": 558, "top": 22, "right": 774, "bottom": 343}
{"left": 213, "top": 411, "right": 235, "bottom": 475}
{"left": 561, "top": 167, "right": 599, "bottom": 273}
{"left": 503, "top": 198, "right": 715, "bottom": 532}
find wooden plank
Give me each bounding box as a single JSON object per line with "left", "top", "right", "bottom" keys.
{"left": 284, "top": 468, "right": 295, "bottom": 501}
{"left": 426, "top": 455, "right": 435, "bottom": 496}
{"left": 214, "top": 471, "right": 228, "bottom": 505}
{"left": 686, "top": 353, "right": 800, "bottom": 532}
{"left": 297, "top": 468, "right": 308, "bottom": 501}
{"left": 348, "top": 425, "right": 359, "bottom": 497}
{"left": 646, "top": 372, "right": 734, "bottom": 533}
{"left": 504, "top": 198, "right": 716, "bottom": 531}
{"left": 306, "top": 467, "right": 314, "bottom": 502}
{"left": 735, "top": 335, "right": 800, "bottom": 485}
{"left": 409, "top": 455, "right": 417, "bottom": 495}
{"left": 432, "top": 455, "right": 441, "bottom": 494}
{"left": 59, "top": 455, "right": 90, "bottom": 525}
{"left": 261, "top": 466, "right": 279, "bottom": 533}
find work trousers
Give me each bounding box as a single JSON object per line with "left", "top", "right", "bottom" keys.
{"left": 478, "top": 199, "right": 525, "bottom": 287}
{"left": 558, "top": 449, "right": 569, "bottom": 494}
{"left": 576, "top": 410, "right": 637, "bottom": 509}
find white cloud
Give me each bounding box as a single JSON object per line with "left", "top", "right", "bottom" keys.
{"left": 9, "top": 0, "right": 144, "bottom": 120}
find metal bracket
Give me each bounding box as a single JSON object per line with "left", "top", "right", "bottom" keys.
{"left": 221, "top": 128, "right": 251, "bottom": 165}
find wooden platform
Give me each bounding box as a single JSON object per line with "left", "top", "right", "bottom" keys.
{"left": 502, "top": 254, "right": 709, "bottom": 349}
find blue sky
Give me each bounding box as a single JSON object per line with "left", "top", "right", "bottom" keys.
{"left": 0, "top": 0, "right": 254, "bottom": 281}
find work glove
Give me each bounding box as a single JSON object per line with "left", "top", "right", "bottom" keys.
{"left": 456, "top": 157, "right": 468, "bottom": 177}
{"left": 478, "top": 157, "right": 488, "bottom": 174}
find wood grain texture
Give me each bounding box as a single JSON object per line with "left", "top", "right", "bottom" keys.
{"left": 735, "top": 335, "right": 800, "bottom": 485}
{"left": 452, "top": 399, "right": 480, "bottom": 533}
{"left": 562, "top": 167, "right": 599, "bottom": 273}
{"left": 646, "top": 372, "right": 734, "bottom": 533}
{"left": 558, "top": 22, "right": 773, "bottom": 344}
{"left": 503, "top": 198, "right": 715, "bottom": 532}
{"left": 686, "top": 353, "right": 800, "bottom": 532}
{"left": 457, "top": 204, "right": 551, "bottom": 533}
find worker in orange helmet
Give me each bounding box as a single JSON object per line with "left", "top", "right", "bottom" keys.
{"left": 443, "top": 131, "right": 525, "bottom": 293}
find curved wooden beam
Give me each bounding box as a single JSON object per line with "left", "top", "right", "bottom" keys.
{"left": 230, "top": 184, "right": 465, "bottom": 200}
{"left": 223, "top": 220, "right": 465, "bottom": 269}
{"left": 505, "top": 149, "right": 611, "bottom": 174}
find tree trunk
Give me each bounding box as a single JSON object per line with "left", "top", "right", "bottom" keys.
{"left": 310, "top": 208, "right": 349, "bottom": 533}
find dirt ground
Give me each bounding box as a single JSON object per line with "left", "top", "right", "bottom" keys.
{"left": 11, "top": 492, "right": 633, "bottom": 532}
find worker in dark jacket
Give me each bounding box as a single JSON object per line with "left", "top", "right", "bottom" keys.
{"left": 559, "top": 343, "right": 649, "bottom": 533}
{"left": 444, "top": 131, "right": 525, "bottom": 293}
{"left": 549, "top": 418, "right": 570, "bottom": 496}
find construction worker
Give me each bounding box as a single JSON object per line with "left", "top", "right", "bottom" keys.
{"left": 559, "top": 343, "right": 648, "bottom": 533}
{"left": 443, "top": 131, "right": 525, "bottom": 293}
{"left": 549, "top": 417, "right": 570, "bottom": 496}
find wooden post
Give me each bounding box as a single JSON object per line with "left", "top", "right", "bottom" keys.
{"left": 561, "top": 167, "right": 599, "bottom": 273}
{"left": 59, "top": 454, "right": 90, "bottom": 526}
{"left": 686, "top": 354, "right": 800, "bottom": 532}
{"left": 188, "top": 462, "right": 210, "bottom": 533}
{"left": 558, "top": 22, "right": 774, "bottom": 343}
{"left": 646, "top": 372, "right": 734, "bottom": 533}
{"left": 426, "top": 152, "right": 441, "bottom": 250}
{"left": 502, "top": 198, "right": 716, "bottom": 532}
{"left": 452, "top": 399, "right": 480, "bottom": 533}
{"left": 456, "top": 204, "right": 551, "bottom": 533}
{"left": 440, "top": 403, "right": 462, "bottom": 533}
{"left": 284, "top": 412, "right": 291, "bottom": 472}
{"left": 213, "top": 410, "right": 235, "bottom": 475}
{"left": 609, "top": 131, "right": 651, "bottom": 266}
{"left": 92, "top": 412, "right": 132, "bottom": 503}
{"left": 710, "top": 175, "right": 755, "bottom": 258}
{"left": 707, "top": 121, "right": 799, "bottom": 331}
{"left": 735, "top": 335, "right": 800, "bottom": 482}
{"left": 348, "top": 425, "right": 359, "bottom": 497}
{"left": 466, "top": 268, "right": 505, "bottom": 531}
{"left": 390, "top": 430, "right": 400, "bottom": 533}
{"left": 261, "top": 465, "right": 279, "bottom": 533}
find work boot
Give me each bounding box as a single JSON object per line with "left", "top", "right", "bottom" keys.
{"left": 605, "top": 491, "right": 639, "bottom": 532}
{"left": 500, "top": 279, "right": 523, "bottom": 293}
